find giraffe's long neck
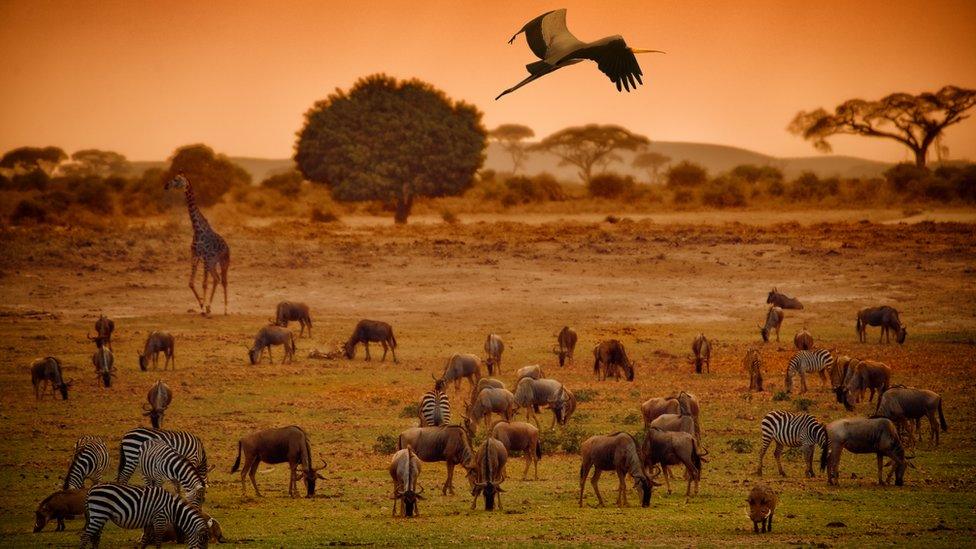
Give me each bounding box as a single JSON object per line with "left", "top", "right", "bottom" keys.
{"left": 183, "top": 181, "right": 212, "bottom": 236}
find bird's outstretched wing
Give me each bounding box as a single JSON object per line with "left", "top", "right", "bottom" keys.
{"left": 508, "top": 8, "right": 584, "bottom": 64}
{"left": 572, "top": 37, "right": 644, "bottom": 92}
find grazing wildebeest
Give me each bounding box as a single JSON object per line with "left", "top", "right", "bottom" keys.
{"left": 513, "top": 377, "right": 577, "bottom": 429}
{"left": 30, "top": 357, "right": 71, "bottom": 400}
{"left": 143, "top": 380, "right": 173, "bottom": 429}
{"left": 592, "top": 339, "right": 635, "bottom": 381}
{"left": 766, "top": 288, "right": 803, "bottom": 310}
{"left": 823, "top": 416, "right": 908, "bottom": 486}
{"left": 483, "top": 333, "right": 504, "bottom": 375}
{"left": 856, "top": 305, "right": 907, "bottom": 344}
{"left": 138, "top": 331, "right": 175, "bottom": 371}
{"left": 343, "top": 319, "right": 398, "bottom": 362}
{"left": 34, "top": 488, "right": 87, "bottom": 532}
{"left": 469, "top": 377, "right": 506, "bottom": 405}
{"left": 88, "top": 335, "right": 115, "bottom": 388}
{"left": 640, "top": 428, "right": 703, "bottom": 501}
{"left": 691, "top": 333, "right": 711, "bottom": 374}
{"left": 834, "top": 359, "right": 892, "bottom": 412}
{"left": 875, "top": 387, "right": 947, "bottom": 446}
{"left": 397, "top": 425, "right": 473, "bottom": 495}
{"left": 94, "top": 314, "right": 115, "bottom": 351}
{"left": 389, "top": 447, "right": 423, "bottom": 517}
{"left": 466, "top": 436, "right": 508, "bottom": 511}
{"left": 435, "top": 353, "right": 483, "bottom": 394}
{"left": 640, "top": 397, "right": 679, "bottom": 428}
{"left": 463, "top": 388, "right": 518, "bottom": 435}
{"left": 515, "top": 364, "right": 544, "bottom": 381}
{"left": 490, "top": 420, "right": 542, "bottom": 480}
{"left": 579, "top": 432, "right": 655, "bottom": 508}
{"left": 274, "top": 301, "right": 312, "bottom": 338}
{"left": 758, "top": 306, "right": 784, "bottom": 343}
{"left": 793, "top": 329, "right": 813, "bottom": 350}
{"left": 641, "top": 392, "right": 702, "bottom": 443}
{"left": 230, "top": 426, "right": 326, "bottom": 498}
{"left": 554, "top": 326, "right": 578, "bottom": 367}
{"left": 248, "top": 325, "right": 296, "bottom": 365}
{"left": 743, "top": 348, "right": 763, "bottom": 391}
{"left": 747, "top": 483, "right": 778, "bottom": 533}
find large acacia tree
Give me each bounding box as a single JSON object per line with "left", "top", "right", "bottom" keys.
{"left": 295, "top": 74, "right": 487, "bottom": 223}
{"left": 163, "top": 144, "right": 251, "bottom": 207}
{"left": 789, "top": 85, "right": 976, "bottom": 168}
{"left": 489, "top": 124, "right": 535, "bottom": 174}
{"left": 532, "top": 124, "right": 649, "bottom": 185}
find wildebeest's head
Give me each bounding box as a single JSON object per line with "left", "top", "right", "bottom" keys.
{"left": 393, "top": 488, "right": 423, "bottom": 517}
{"left": 896, "top": 326, "right": 907, "bottom": 345}
{"left": 33, "top": 509, "right": 48, "bottom": 533}
{"left": 634, "top": 475, "right": 653, "bottom": 507}
{"left": 342, "top": 341, "right": 356, "bottom": 359}
{"left": 101, "top": 371, "right": 112, "bottom": 388}
{"left": 247, "top": 347, "right": 260, "bottom": 365}
{"left": 766, "top": 289, "right": 776, "bottom": 304}
{"left": 759, "top": 325, "right": 770, "bottom": 343}
{"left": 623, "top": 361, "right": 635, "bottom": 382}
{"left": 56, "top": 379, "right": 71, "bottom": 400}
{"left": 552, "top": 388, "right": 576, "bottom": 425}
{"left": 484, "top": 357, "right": 496, "bottom": 375}
{"left": 138, "top": 352, "right": 149, "bottom": 371}
{"left": 298, "top": 458, "right": 327, "bottom": 497}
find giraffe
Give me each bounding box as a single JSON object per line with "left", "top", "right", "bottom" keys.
{"left": 165, "top": 174, "right": 231, "bottom": 315}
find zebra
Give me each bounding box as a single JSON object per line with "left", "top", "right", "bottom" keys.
{"left": 117, "top": 428, "right": 208, "bottom": 485}
{"left": 63, "top": 435, "right": 110, "bottom": 490}
{"left": 784, "top": 349, "right": 834, "bottom": 394}
{"left": 756, "top": 410, "right": 828, "bottom": 478}
{"left": 419, "top": 389, "right": 451, "bottom": 426}
{"left": 137, "top": 439, "right": 207, "bottom": 506}
{"left": 80, "top": 483, "right": 209, "bottom": 549}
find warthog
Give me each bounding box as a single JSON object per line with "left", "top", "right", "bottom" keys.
{"left": 483, "top": 333, "right": 504, "bottom": 375}
{"left": 766, "top": 288, "right": 803, "bottom": 310}
{"left": 743, "top": 349, "right": 763, "bottom": 392}
{"left": 691, "top": 333, "right": 711, "bottom": 374}
{"left": 579, "top": 432, "right": 655, "bottom": 508}
{"left": 230, "top": 425, "right": 326, "bottom": 497}
{"left": 759, "top": 306, "right": 784, "bottom": 343}
{"left": 823, "top": 416, "right": 909, "bottom": 486}
{"left": 34, "top": 488, "right": 87, "bottom": 532}
{"left": 397, "top": 425, "right": 473, "bottom": 495}
{"left": 857, "top": 305, "right": 907, "bottom": 344}
{"left": 343, "top": 319, "right": 398, "bottom": 362}
{"left": 793, "top": 329, "right": 813, "bottom": 350}
{"left": 875, "top": 387, "right": 947, "bottom": 446}
{"left": 515, "top": 364, "right": 544, "bottom": 381}
{"left": 641, "top": 428, "right": 703, "bottom": 501}
{"left": 94, "top": 315, "right": 115, "bottom": 351}
{"left": 30, "top": 357, "right": 71, "bottom": 400}
{"left": 274, "top": 301, "right": 312, "bottom": 338}
{"left": 389, "top": 447, "right": 423, "bottom": 517}
{"left": 747, "top": 483, "right": 778, "bottom": 533}
{"left": 143, "top": 380, "right": 173, "bottom": 429}
{"left": 463, "top": 388, "right": 518, "bottom": 435}
{"left": 138, "top": 331, "right": 175, "bottom": 371}
{"left": 248, "top": 325, "right": 296, "bottom": 365}
{"left": 466, "top": 436, "right": 508, "bottom": 511}
{"left": 592, "top": 339, "right": 635, "bottom": 381}
{"left": 491, "top": 420, "right": 541, "bottom": 480}
{"left": 436, "top": 353, "right": 483, "bottom": 394}
{"left": 513, "top": 377, "right": 577, "bottom": 429}
{"left": 554, "top": 326, "right": 578, "bottom": 367}
{"left": 834, "top": 359, "right": 892, "bottom": 412}
{"left": 88, "top": 335, "right": 115, "bottom": 388}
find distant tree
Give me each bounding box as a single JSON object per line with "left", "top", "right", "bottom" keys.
{"left": 729, "top": 164, "right": 783, "bottom": 184}
{"left": 295, "top": 74, "right": 486, "bottom": 224}
{"left": 261, "top": 170, "right": 304, "bottom": 198}
{"left": 632, "top": 151, "right": 670, "bottom": 184}
{"left": 163, "top": 144, "right": 251, "bottom": 207}
{"left": 62, "top": 149, "right": 131, "bottom": 178}
{"left": 532, "top": 124, "right": 649, "bottom": 185}
{"left": 789, "top": 85, "right": 976, "bottom": 168}
{"left": 0, "top": 146, "right": 66, "bottom": 174}
{"left": 666, "top": 161, "right": 708, "bottom": 189}
{"left": 588, "top": 172, "right": 636, "bottom": 199}
{"left": 489, "top": 124, "right": 535, "bottom": 175}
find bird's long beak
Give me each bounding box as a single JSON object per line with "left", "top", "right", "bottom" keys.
{"left": 631, "top": 48, "right": 666, "bottom": 54}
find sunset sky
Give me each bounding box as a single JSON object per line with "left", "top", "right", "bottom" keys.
{"left": 2, "top": 0, "right": 974, "bottom": 163}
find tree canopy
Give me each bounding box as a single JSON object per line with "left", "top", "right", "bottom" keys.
{"left": 532, "top": 124, "right": 649, "bottom": 185}
{"left": 789, "top": 85, "right": 976, "bottom": 168}
{"left": 666, "top": 161, "right": 708, "bottom": 188}
{"left": 489, "top": 124, "right": 535, "bottom": 175}
{"left": 294, "top": 74, "right": 487, "bottom": 223}
{"left": 0, "top": 146, "right": 66, "bottom": 174}
{"left": 632, "top": 151, "right": 670, "bottom": 184}
{"left": 62, "top": 149, "right": 131, "bottom": 178}
{"left": 164, "top": 144, "right": 251, "bottom": 207}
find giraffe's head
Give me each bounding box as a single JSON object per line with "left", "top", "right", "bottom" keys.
{"left": 165, "top": 173, "right": 188, "bottom": 190}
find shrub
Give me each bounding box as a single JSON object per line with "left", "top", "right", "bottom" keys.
{"left": 261, "top": 170, "right": 304, "bottom": 198}
{"left": 541, "top": 420, "right": 590, "bottom": 454}
{"left": 922, "top": 178, "right": 953, "bottom": 202}
{"left": 12, "top": 169, "right": 50, "bottom": 191}
{"left": 772, "top": 391, "right": 790, "bottom": 401}
{"left": 765, "top": 179, "right": 786, "bottom": 197}
{"left": 672, "top": 188, "right": 694, "bottom": 205}
{"left": 310, "top": 207, "right": 339, "bottom": 223}
{"left": 574, "top": 388, "right": 598, "bottom": 403}
{"left": 666, "top": 161, "right": 708, "bottom": 189}
{"left": 587, "top": 172, "right": 636, "bottom": 199}
{"left": 441, "top": 209, "right": 459, "bottom": 224}
{"left": 372, "top": 434, "right": 398, "bottom": 454}
{"left": 70, "top": 177, "right": 114, "bottom": 214}
{"left": 947, "top": 164, "right": 976, "bottom": 202}
{"left": 701, "top": 176, "right": 747, "bottom": 207}
{"left": 727, "top": 438, "right": 753, "bottom": 453}
{"left": 730, "top": 164, "right": 784, "bottom": 185}
{"left": 884, "top": 163, "right": 929, "bottom": 194}
{"left": 789, "top": 171, "right": 836, "bottom": 201}
{"left": 399, "top": 403, "right": 419, "bottom": 418}
{"left": 10, "top": 200, "right": 48, "bottom": 225}
{"left": 609, "top": 411, "right": 641, "bottom": 425}
{"left": 502, "top": 173, "right": 565, "bottom": 204}
{"left": 794, "top": 397, "right": 814, "bottom": 412}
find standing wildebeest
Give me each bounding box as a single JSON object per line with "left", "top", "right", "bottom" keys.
{"left": 469, "top": 377, "right": 506, "bottom": 405}
{"left": 397, "top": 425, "right": 473, "bottom": 495}
{"left": 875, "top": 387, "right": 947, "bottom": 446}
{"left": 435, "top": 353, "right": 483, "bottom": 394}
{"left": 514, "top": 377, "right": 577, "bottom": 429}
{"left": 138, "top": 331, "right": 175, "bottom": 371}
{"left": 30, "top": 357, "right": 71, "bottom": 400}
{"left": 491, "top": 420, "right": 542, "bottom": 480}
{"left": 793, "top": 329, "right": 813, "bottom": 350}
{"left": 94, "top": 314, "right": 115, "bottom": 351}
{"left": 230, "top": 426, "right": 326, "bottom": 498}
{"left": 641, "top": 428, "right": 703, "bottom": 501}
{"left": 758, "top": 306, "right": 784, "bottom": 343}
{"left": 34, "top": 488, "right": 87, "bottom": 532}
{"left": 389, "top": 447, "right": 423, "bottom": 517}
{"left": 343, "top": 319, "right": 398, "bottom": 362}
{"left": 143, "top": 380, "right": 173, "bottom": 429}
{"left": 274, "top": 301, "right": 312, "bottom": 338}
{"left": 691, "top": 333, "right": 711, "bottom": 374}
{"left": 248, "top": 325, "right": 296, "bottom": 365}
{"left": 89, "top": 335, "right": 115, "bottom": 388}
{"left": 747, "top": 483, "right": 778, "bottom": 534}
{"left": 834, "top": 359, "right": 892, "bottom": 412}
{"left": 467, "top": 436, "right": 508, "bottom": 511}
{"left": 579, "top": 432, "right": 654, "bottom": 508}
{"left": 483, "top": 333, "right": 505, "bottom": 375}
{"left": 515, "top": 364, "right": 544, "bottom": 381}
{"left": 823, "top": 417, "right": 908, "bottom": 486}
{"left": 554, "top": 326, "right": 578, "bottom": 367}
{"left": 592, "top": 339, "right": 635, "bottom": 381}
{"left": 640, "top": 392, "right": 702, "bottom": 443}
{"left": 766, "top": 288, "right": 803, "bottom": 309}
{"left": 743, "top": 349, "right": 764, "bottom": 391}
{"left": 856, "top": 305, "right": 907, "bottom": 344}
{"left": 463, "top": 387, "right": 518, "bottom": 435}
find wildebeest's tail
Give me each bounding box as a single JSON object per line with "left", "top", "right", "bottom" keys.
{"left": 691, "top": 439, "right": 702, "bottom": 474}
{"left": 231, "top": 440, "right": 242, "bottom": 473}
{"left": 535, "top": 438, "right": 542, "bottom": 461}
{"left": 855, "top": 315, "right": 863, "bottom": 338}
{"left": 938, "top": 398, "right": 948, "bottom": 432}
{"left": 389, "top": 330, "right": 397, "bottom": 349}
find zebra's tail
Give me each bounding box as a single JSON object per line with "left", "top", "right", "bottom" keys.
{"left": 819, "top": 444, "right": 829, "bottom": 472}
{"left": 230, "top": 441, "right": 242, "bottom": 473}
{"left": 938, "top": 398, "right": 948, "bottom": 432}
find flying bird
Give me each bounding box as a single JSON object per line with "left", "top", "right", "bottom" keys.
{"left": 496, "top": 8, "right": 663, "bottom": 100}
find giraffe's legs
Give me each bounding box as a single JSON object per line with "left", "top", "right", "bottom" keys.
{"left": 188, "top": 257, "right": 205, "bottom": 310}
{"left": 206, "top": 267, "right": 220, "bottom": 314}
{"left": 200, "top": 268, "right": 211, "bottom": 315}
{"left": 220, "top": 259, "right": 229, "bottom": 315}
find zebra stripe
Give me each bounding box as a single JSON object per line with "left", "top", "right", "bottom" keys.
{"left": 80, "top": 483, "right": 207, "bottom": 549}
{"left": 117, "top": 428, "right": 208, "bottom": 485}
{"left": 419, "top": 390, "right": 451, "bottom": 426}
{"left": 785, "top": 349, "right": 834, "bottom": 391}
{"left": 759, "top": 410, "right": 828, "bottom": 451}
{"left": 64, "top": 436, "right": 110, "bottom": 490}
{"left": 138, "top": 439, "right": 207, "bottom": 506}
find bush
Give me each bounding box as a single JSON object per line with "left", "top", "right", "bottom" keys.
{"left": 10, "top": 199, "right": 48, "bottom": 225}
{"left": 399, "top": 403, "right": 419, "bottom": 418}
{"left": 574, "top": 388, "right": 598, "bottom": 403}
{"left": 261, "top": 170, "right": 304, "bottom": 198}
{"left": 765, "top": 179, "right": 786, "bottom": 197}
{"left": 70, "top": 177, "right": 114, "bottom": 214}
{"left": 12, "top": 169, "right": 50, "bottom": 191}
{"left": 884, "top": 163, "right": 929, "bottom": 193}
{"left": 441, "top": 209, "right": 459, "bottom": 224}
{"left": 310, "top": 207, "right": 339, "bottom": 223}
{"left": 372, "top": 434, "right": 398, "bottom": 454}
{"left": 789, "top": 171, "right": 837, "bottom": 201}
{"left": 922, "top": 178, "right": 953, "bottom": 202}
{"left": 947, "top": 164, "right": 976, "bottom": 202}
{"left": 587, "top": 172, "right": 636, "bottom": 199}
{"left": 541, "top": 420, "right": 590, "bottom": 454}
{"left": 794, "top": 398, "right": 814, "bottom": 412}
{"left": 726, "top": 438, "right": 754, "bottom": 453}
{"left": 666, "top": 161, "right": 708, "bottom": 189}
{"left": 672, "top": 188, "right": 694, "bottom": 205}
{"left": 701, "top": 176, "right": 747, "bottom": 208}
{"left": 730, "top": 164, "right": 784, "bottom": 185}
{"left": 772, "top": 391, "right": 790, "bottom": 402}
{"left": 501, "top": 173, "right": 565, "bottom": 204}
{"left": 609, "top": 411, "right": 641, "bottom": 425}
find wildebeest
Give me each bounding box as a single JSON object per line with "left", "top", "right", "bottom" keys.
{"left": 640, "top": 428, "right": 703, "bottom": 501}
{"left": 248, "top": 325, "right": 296, "bottom": 365}
{"left": 793, "top": 329, "right": 813, "bottom": 350}
{"left": 466, "top": 436, "right": 508, "bottom": 511}
{"left": 230, "top": 425, "right": 326, "bottom": 498}
{"left": 592, "top": 339, "right": 635, "bottom": 381}
{"left": 554, "top": 326, "right": 578, "bottom": 367}
{"left": 435, "top": 353, "right": 483, "bottom": 394}
{"left": 389, "top": 447, "right": 423, "bottom": 517}
{"left": 463, "top": 388, "right": 518, "bottom": 435}
{"left": 30, "top": 357, "right": 71, "bottom": 400}
{"left": 34, "top": 488, "right": 87, "bottom": 532}
{"left": 94, "top": 314, "right": 115, "bottom": 351}
{"left": 513, "top": 377, "right": 577, "bottom": 429}
{"left": 144, "top": 508, "right": 224, "bottom": 545}
{"left": 766, "top": 288, "right": 803, "bottom": 310}
{"left": 579, "top": 432, "right": 654, "bottom": 508}
{"left": 274, "top": 301, "right": 312, "bottom": 338}
{"left": 875, "top": 387, "right": 947, "bottom": 446}
{"left": 834, "top": 359, "right": 892, "bottom": 412}
{"left": 343, "top": 319, "right": 398, "bottom": 362}
{"left": 143, "top": 380, "right": 173, "bottom": 429}
{"left": 747, "top": 483, "right": 778, "bottom": 533}
{"left": 515, "top": 364, "right": 544, "bottom": 381}
{"left": 138, "top": 331, "right": 175, "bottom": 371}
{"left": 490, "top": 420, "right": 542, "bottom": 480}
{"left": 397, "top": 425, "right": 473, "bottom": 495}
{"left": 483, "top": 333, "right": 505, "bottom": 375}
{"left": 823, "top": 416, "right": 908, "bottom": 486}
{"left": 691, "top": 333, "right": 711, "bottom": 374}
{"left": 856, "top": 305, "right": 907, "bottom": 344}
{"left": 758, "top": 306, "right": 784, "bottom": 343}
{"left": 89, "top": 335, "right": 115, "bottom": 388}
{"left": 742, "top": 349, "right": 763, "bottom": 392}
{"left": 640, "top": 392, "right": 702, "bottom": 443}
{"left": 469, "top": 377, "right": 506, "bottom": 405}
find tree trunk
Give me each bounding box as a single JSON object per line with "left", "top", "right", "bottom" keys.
{"left": 914, "top": 147, "right": 928, "bottom": 168}
{"left": 394, "top": 183, "right": 413, "bottom": 224}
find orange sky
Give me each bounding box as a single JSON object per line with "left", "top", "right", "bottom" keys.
{"left": 1, "top": 0, "right": 975, "bottom": 163}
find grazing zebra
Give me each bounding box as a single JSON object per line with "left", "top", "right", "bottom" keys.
{"left": 137, "top": 440, "right": 207, "bottom": 506}
{"left": 756, "top": 410, "right": 828, "bottom": 478}
{"left": 80, "top": 483, "right": 209, "bottom": 549}
{"left": 117, "top": 428, "right": 208, "bottom": 485}
{"left": 784, "top": 349, "right": 834, "bottom": 394}
{"left": 63, "top": 436, "right": 110, "bottom": 490}
{"left": 419, "top": 389, "right": 451, "bottom": 427}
